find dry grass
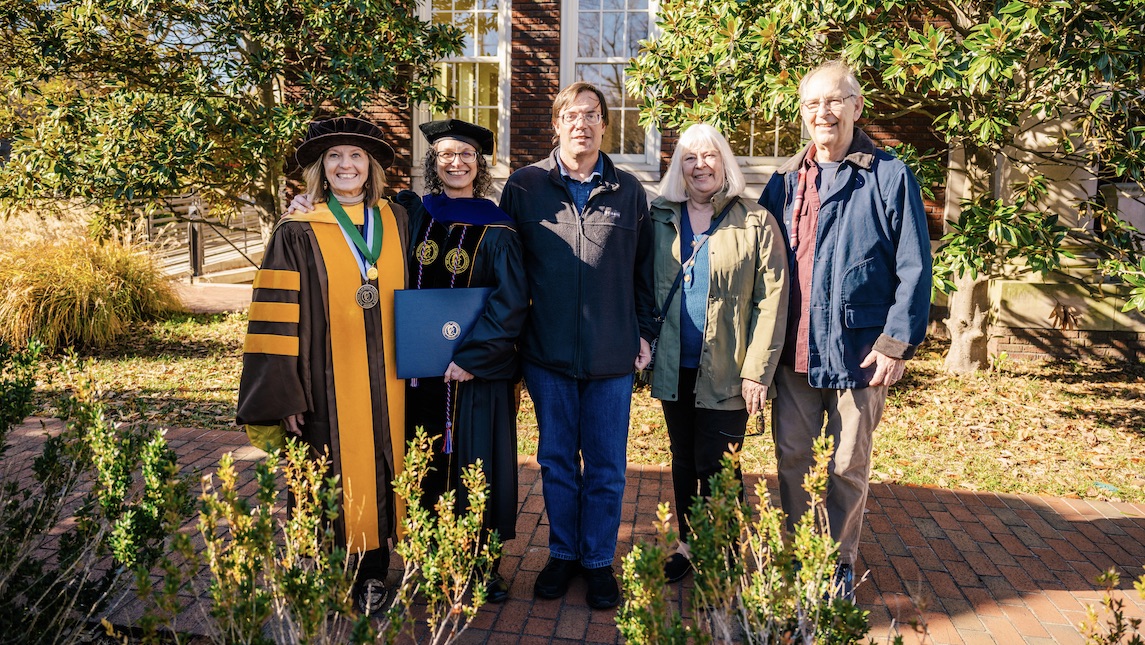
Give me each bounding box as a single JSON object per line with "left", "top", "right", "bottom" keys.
{"left": 0, "top": 204, "right": 92, "bottom": 251}
{"left": 0, "top": 237, "right": 180, "bottom": 350}
{"left": 30, "top": 315, "right": 1145, "bottom": 503}
{"left": 519, "top": 342, "right": 1145, "bottom": 503}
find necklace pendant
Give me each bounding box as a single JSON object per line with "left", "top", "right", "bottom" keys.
{"left": 356, "top": 284, "right": 380, "bottom": 309}
{"left": 366, "top": 265, "right": 379, "bottom": 281}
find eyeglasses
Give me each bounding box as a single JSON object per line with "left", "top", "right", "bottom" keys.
{"left": 801, "top": 95, "right": 856, "bottom": 112}
{"left": 437, "top": 150, "right": 478, "bottom": 163}
{"left": 560, "top": 111, "right": 603, "bottom": 125}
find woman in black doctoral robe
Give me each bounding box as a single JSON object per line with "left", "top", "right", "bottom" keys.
{"left": 396, "top": 118, "right": 527, "bottom": 603}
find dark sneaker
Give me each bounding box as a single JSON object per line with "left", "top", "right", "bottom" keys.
{"left": 664, "top": 553, "right": 692, "bottom": 583}
{"left": 534, "top": 557, "right": 580, "bottom": 599}
{"left": 833, "top": 563, "right": 855, "bottom": 602}
{"left": 486, "top": 571, "right": 510, "bottom": 604}
{"left": 354, "top": 578, "right": 388, "bottom": 616}
{"left": 584, "top": 565, "right": 620, "bottom": 609}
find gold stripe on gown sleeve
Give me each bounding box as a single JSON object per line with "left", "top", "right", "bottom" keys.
{"left": 253, "top": 269, "right": 301, "bottom": 291}
{"left": 248, "top": 301, "right": 300, "bottom": 324}
{"left": 243, "top": 334, "right": 299, "bottom": 356}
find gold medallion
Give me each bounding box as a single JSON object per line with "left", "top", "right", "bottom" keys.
{"left": 441, "top": 321, "right": 462, "bottom": 340}
{"left": 355, "top": 284, "right": 380, "bottom": 309}
{"left": 416, "top": 240, "right": 440, "bottom": 265}
{"left": 444, "top": 248, "right": 471, "bottom": 275}
{"left": 366, "top": 265, "right": 379, "bottom": 281}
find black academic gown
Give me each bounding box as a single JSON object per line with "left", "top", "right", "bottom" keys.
{"left": 396, "top": 190, "right": 527, "bottom": 541}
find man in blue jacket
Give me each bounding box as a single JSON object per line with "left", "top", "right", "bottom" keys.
{"left": 758, "top": 60, "right": 932, "bottom": 600}
{"left": 499, "top": 82, "right": 656, "bottom": 609}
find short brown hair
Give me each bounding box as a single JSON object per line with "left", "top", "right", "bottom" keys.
{"left": 550, "top": 82, "right": 610, "bottom": 145}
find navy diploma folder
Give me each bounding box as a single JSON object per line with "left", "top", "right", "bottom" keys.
{"left": 393, "top": 287, "right": 493, "bottom": 379}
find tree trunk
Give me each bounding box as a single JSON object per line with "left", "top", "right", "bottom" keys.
{"left": 254, "top": 190, "right": 278, "bottom": 245}
{"left": 943, "top": 271, "right": 991, "bottom": 373}
{"left": 941, "top": 138, "right": 1000, "bottom": 374}
{"left": 251, "top": 160, "right": 281, "bottom": 245}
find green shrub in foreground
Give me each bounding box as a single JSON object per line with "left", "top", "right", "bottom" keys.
{"left": 0, "top": 237, "right": 180, "bottom": 351}
{"left": 1081, "top": 568, "right": 1145, "bottom": 644}
{"left": 140, "top": 426, "right": 497, "bottom": 645}
{"left": 0, "top": 347, "right": 192, "bottom": 644}
{"left": 618, "top": 436, "right": 869, "bottom": 644}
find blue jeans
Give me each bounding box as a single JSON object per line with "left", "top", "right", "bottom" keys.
{"left": 523, "top": 362, "right": 632, "bottom": 569}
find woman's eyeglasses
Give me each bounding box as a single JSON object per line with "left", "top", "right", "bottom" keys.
{"left": 437, "top": 150, "right": 478, "bottom": 163}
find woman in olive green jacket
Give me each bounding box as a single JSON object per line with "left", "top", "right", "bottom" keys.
{"left": 648, "top": 123, "right": 789, "bottom": 582}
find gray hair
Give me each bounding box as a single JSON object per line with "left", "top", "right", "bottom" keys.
{"left": 657, "top": 123, "right": 746, "bottom": 203}
{"left": 798, "top": 59, "right": 863, "bottom": 99}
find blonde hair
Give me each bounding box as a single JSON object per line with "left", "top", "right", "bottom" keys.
{"left": 799, "top": 59, "right": 862, "bottom": 99}
{"left": 658, "top": 123, "right": 746, "bottom": 203}
{"left": 302, "top": 149, "right": 388, "bottom": 207}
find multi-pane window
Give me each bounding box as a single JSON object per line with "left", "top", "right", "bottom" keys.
{"left": 425, "top": 0, "right": 509, "bottom": 165}
{"left": 564, "top": 0, "right": 658, "bottom": 167}
{"left": 728, "top": 115, "right": 802, "bottom": 160}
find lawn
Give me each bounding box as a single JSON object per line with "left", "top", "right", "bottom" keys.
{"left": 34, "top": 312, "right": 1145, "bottom": 503}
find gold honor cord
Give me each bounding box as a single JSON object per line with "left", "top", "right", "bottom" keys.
{"left": 328, "top": 195, "right": 384, "bottom": 308}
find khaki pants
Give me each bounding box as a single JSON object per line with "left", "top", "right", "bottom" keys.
{"left": 771, "top": 364, "right": 886, "bottom": 564}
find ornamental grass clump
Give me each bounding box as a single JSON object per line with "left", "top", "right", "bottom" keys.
{"left": 0, "top": 237, "right": 180, "bottom": 351}
{"left": 618, "top": 435, "right": 870, "bottom": 644}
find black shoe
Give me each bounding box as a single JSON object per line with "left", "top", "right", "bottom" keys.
{"left": 833, "top": 563, "right": 855, "bottom": 602}
{"left": 354, "top": 578, "right": 388, "bottom": 616}
{"left": 534, "top": 557, "right": 579, "bottom": 599}
{"left": 584, "top": 565, "right": 620, "bottom": 609}
{"left": 663, "top": 553, "right": 692, "bottom": 583}
{"left": 486, "top": 571, "right": 510, "bottom": 604}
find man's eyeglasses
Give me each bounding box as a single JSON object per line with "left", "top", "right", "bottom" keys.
{"left": 560, "top": 111, "right": 603, "bottom": 125}
{"left": 437, "top": 150, "right": 478, "bottom": 163}
{"left": 801, "top": 95, "right": 856, "bottom": 112}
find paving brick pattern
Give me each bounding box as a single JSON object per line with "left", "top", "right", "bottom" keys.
{"left": 11, "top": 418, "right": 1144, "bottom": 643}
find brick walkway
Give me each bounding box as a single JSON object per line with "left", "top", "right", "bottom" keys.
{"left": 172, "top": 281, "right": 252, "bottom": 314}
{"left": 12, "top": 418, "right": 1143, "bottom": 643}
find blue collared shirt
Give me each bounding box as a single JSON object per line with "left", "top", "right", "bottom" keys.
{"left": 558, "top": 153, "right": 604, "bottom": 214}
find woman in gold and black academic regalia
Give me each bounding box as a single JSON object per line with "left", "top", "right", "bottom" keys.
{"left": 236, "top": 116, "right": 410, "bottom": 616}
{"left": 396, "top": 118, "right": 527, "bottom": 603}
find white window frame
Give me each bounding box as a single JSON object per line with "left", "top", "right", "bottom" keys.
{"left": 734, "top": 116, "right": 804, "bottom": 186}
{"left": 413, "top": 0, "right": 513, "bottom": 192}
{"left": 560, "top": 0, "right": 661, "bottom": 180}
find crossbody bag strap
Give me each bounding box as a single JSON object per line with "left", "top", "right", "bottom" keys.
{"left": 653, "top": 196, "right": 740, "bottom": 323}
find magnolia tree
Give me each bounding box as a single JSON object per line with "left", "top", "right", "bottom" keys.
{"left": 0, "top": 0, "right": 463, "bottom": 239}
{"left": 627, "top": 0, "right": 1145, "bottom": 372}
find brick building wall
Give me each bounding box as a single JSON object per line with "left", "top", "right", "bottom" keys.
{"left": 509, "top": 0, "right": 563, "bottom": 170}
{"left": 862, "top": 111, "right": 948, "bottom": 239}
{"left": 366, "top": 103, "right": 414, "bottom": 194}
{"left": 991, "top": 326, "right": 1145, "bottom": 362}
